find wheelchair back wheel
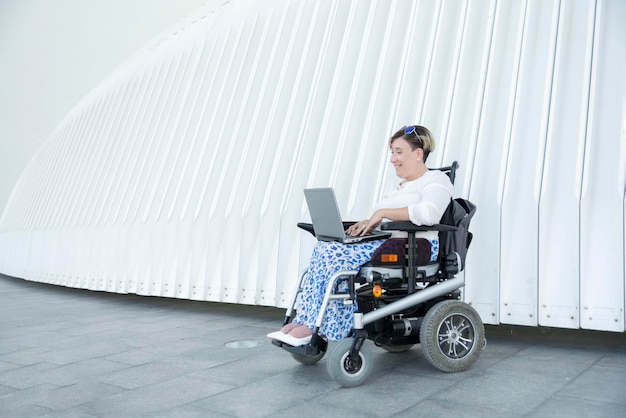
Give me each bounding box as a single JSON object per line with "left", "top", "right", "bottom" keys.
{"left": 420, "top": 299, "right": 485, "bottom": 372}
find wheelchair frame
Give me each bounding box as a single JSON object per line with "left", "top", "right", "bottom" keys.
{"left": 270, "top": 162, "right": 485, "bottom": 387}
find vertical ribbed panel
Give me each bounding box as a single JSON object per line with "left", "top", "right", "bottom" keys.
{"left": 579, "top": 0, "right": 625, "bottom": 331}
{"left": 538, "top": 0, "right": 594, "bottom": 329}
{"left": 0, "top": 0, "right": 624, "bottom": 331}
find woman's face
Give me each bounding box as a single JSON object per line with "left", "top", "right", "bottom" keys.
{"left": 390, "top": 137, "right": 422, "bottom": 181}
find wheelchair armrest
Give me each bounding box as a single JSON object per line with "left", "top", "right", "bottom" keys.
{"left": 297, "top": 222, "right": 315, "bottom": 236}
{"left": 297, "top": 221, "right": 358, "bottom": 237}
{"left": 380, "top": 221, "right": 457, "bottom": 232}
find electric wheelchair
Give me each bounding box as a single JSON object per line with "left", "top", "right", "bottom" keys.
{"left": 270, "top": 162, "right": 484, "bottom": 387}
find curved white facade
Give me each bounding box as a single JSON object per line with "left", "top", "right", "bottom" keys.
{"left": 1, "top": 0, "right": 624, "bottom": 331}
{"left": 0, "top": 0, "right": 209, "bottom": 216}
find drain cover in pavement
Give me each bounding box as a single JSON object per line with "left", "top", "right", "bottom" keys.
{"left": 225, "top": 340, "right": 264, "bottom": 348}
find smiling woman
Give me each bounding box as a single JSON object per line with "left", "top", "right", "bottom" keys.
{"left": 267, "top": 125, "right": 453, "bottom": 345}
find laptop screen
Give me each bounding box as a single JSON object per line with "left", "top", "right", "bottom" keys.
{"left": 304, "top": 188, "right": 346, "bottom": 240}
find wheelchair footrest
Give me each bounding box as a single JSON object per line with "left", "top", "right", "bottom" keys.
{"left": 271, "top": 334, "right": 328, "bottom": 356}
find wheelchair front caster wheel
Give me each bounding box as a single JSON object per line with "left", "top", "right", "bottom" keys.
{"left": 327, "top": 338, "right": 372, "bottom": 387}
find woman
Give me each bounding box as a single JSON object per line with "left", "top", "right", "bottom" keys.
{"left": 268, "top": 125, "right": 454, "bottom": 346}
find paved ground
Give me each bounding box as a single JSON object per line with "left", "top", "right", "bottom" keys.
{"left": 1, "top": 273, "right": 625, "bottom": 417}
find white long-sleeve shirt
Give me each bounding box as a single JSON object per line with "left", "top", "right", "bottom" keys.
{"left": 374, "top": 170, "right": 454, "bottom": 240}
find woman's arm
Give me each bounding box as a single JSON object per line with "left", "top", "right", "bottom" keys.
{"left": 347, "top": 172, "right": 453, "bottom": 236}
{"left": 346, "top": 207, "right": 409, "bottom": 236}
{"left": 407, "top": 182, "right": 452, "bottom": 226}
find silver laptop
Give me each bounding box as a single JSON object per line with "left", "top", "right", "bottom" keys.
{"left": 304, "top": 188, "right": 391, "bottom": 244}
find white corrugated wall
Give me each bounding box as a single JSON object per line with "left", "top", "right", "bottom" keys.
{"left": 0, "top": 0, "right": 624, "bottom": 331}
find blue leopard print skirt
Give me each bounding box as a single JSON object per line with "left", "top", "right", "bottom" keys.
{"left": 293, "top": 238, "right": 439, "bottom": 341}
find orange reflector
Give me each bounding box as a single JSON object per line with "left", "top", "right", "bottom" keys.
{"left": 372, "top": 285, "right": 383, "bottom": 298}
{"left": 381, "top": 254, "right": 398, "bottom": 263}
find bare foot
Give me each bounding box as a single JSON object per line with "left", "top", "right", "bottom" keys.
{"left": 280, "top": 323, "right": 301, "bottom": 334}
{"left": 288, "top": 325, "right": 313, "bottom": 338}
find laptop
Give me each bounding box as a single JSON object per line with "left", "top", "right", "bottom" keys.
{"left": 304, "top": 188, "right": 391, "bottom": 244}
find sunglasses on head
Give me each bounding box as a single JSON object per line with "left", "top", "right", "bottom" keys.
{"left": 403, "top": 125, "right": 418, "bottom": 136}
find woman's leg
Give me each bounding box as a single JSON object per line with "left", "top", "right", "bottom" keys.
{"left": 293, "top": 239, "right": 385, "bottom": 341}
{"left": 281, "top": 238, "right": 439, "bottom": 341}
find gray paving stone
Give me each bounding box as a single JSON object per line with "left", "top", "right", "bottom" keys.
{"left": 428, "top": 369, "right": 571, "bottom": 416}
{"left": 1, "top": 330, "right": 72, "bottom": 348}
{"left": 201, "top": 325, "right": 277, "bottom": 347}
{"left": 529, "top": 395, "right": 625, "bottom": 418}
{"left": 0, "top": 383, "right": 59, "bottom": 416}
{"left": 35, "top": 339, "right": 136, "bottom": 366}
{"left": 317, "top": 365, "right": 454, "bottom": 417}
{"left": 76, "top": 376, "right": 233, "bottom": 417}
{"left": 0, "top": 358, "right": 27, "bottom": 373}
{"left": 392, "top": 399, "right": 524, "bottom": 418}
{"left": 0, "top": 346, "right": 56, "bottom": 366}
{"left": 152, "top": 404, "right": 236, "bottom": 418}
{"left": 191, "top": 372, "right": 334, "bottom": 417}
{"left": 41, "top": 329, "right": 143, "bottom": 351}
{"left": 96, "top": 356, "right": 218, "bottom": 390}
{"left": 104, "top": 346, "right": 179, "bottom": 366}
{"left": 33, "top": 380, "right": 125, "bottom": 411}
{"left": 558, "top": 364, "right": 626, "bottom": 406}
{"left": 55, "top": 318, "right": 138, "bottom": 337}
{"left": 597, "top": 350, "right": 626, "bottom": 369}
{"left": 36, "top": 358, "right": 131, "bottom": 387}
{"left": 181, "top": 339, "right": 270, "bottom": 367}
{"left": 0, "top": 383, "right": 17, "bottom": 397}
{"left": 115, "top": 331, "right": 211, "bottom": 355}
{"left": 279, "top": 401, "right": 379, "bottom": 418}
{"left": 1, "top": 274, "right": 625, "bottom": 418}
{"left": 189, "top": 349, "right": 303, "bottom": 386}
{"left": 488, "top": 343, "right": 602, "bottom": 379}
{"left": 180, "top": 316, "right": 264, "bottom": 333}
{"left": 0, "top": 362, "right": 61, "bottom": 390}
{"left": 39, "top": 410, "right": 100, "bottom": 418}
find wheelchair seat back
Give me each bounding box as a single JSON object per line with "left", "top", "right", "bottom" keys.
{"left": 369, "top": 162, "right": 476, "bottom": 286}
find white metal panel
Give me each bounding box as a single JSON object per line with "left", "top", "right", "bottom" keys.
{"left": 580, "top": 0, "right": 625, "bottom": 332}
{"left": 419, "top": 0, "right": 467, "bottom": 160}
{"left": 499, "top": 0, "right": 559, "bottom": 326}
{"left": 538, "top": 0, "right": 595, "bottom": 329}
{"left": 465, "top": 0, "right": 524, "bottom": 324}
{"left": 0, "top": 0, "right": 624, "bottom": 332}
{"left": 440, "top": 0, "right": 495, "bottom": 318}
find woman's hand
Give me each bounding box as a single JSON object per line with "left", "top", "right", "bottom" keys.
{"left": 345, "top": 220, "right": 368, "bottom": 236}
{"left": 362, "top": 210, "right": 384, "bottom": 235}
{"left": 345, "top": 208, "right": 410, "bottom": 236}
{"left": 345, "top": 210, "right": 385, "bottom": 236}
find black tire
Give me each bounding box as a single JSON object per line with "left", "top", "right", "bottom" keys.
{"left": 291, "top": 351, "right": 325, "bottom": 365}
{"left": 420, "top": 299, "right": 484, "bottom": 372}
{"left": 380, "top": 344, "right": 414, "bottom": 353}
{"left": 327, "top": 338, "right": 372, "bottom": 387}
